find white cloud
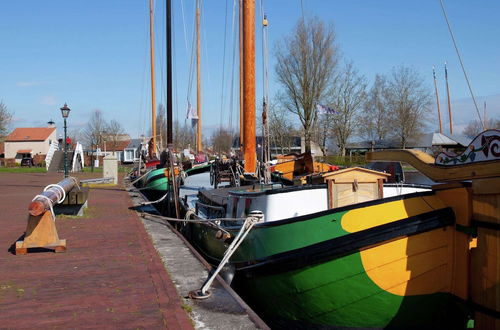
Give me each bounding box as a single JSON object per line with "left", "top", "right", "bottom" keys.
{"left": 40, "top": 96, "right": 57, "bottom": 106}
{"left": 16, "top": 81, "right": 46, "bottom": 87}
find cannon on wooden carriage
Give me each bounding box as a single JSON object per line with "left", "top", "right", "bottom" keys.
{"left": 16, "top": 177, "right": 88, "bottom": 255}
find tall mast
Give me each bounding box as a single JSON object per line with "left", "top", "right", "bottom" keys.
{"left": 166, "top": 0, "right": 173, "bottom": 146}
{"left": 149, "top": 0, "right": 157, "bottom": 153}
{"left": 239, "top": 0, "right": 244, "bottom": 147}
{"left": 432, "top": 67, "right": 443, "bottom": 134}
{"left": 445, "top": 62, "right": 453, "bottom": 135}
{"left": 242, "top": 0, "right": 256, "bottom": 173}
{"left": 261, "top": 11, "right": 270, "bottom": 165}
{"left": 196, "top": 0, "right": 202, "bottom": 152}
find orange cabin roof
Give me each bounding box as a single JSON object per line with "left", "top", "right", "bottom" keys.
{"left": 6, "top": 127, "right": 56, "bottom": 141}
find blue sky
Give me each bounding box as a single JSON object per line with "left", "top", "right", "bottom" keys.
{"left": 1, "top": 0, "right": 499, "bottom": 140}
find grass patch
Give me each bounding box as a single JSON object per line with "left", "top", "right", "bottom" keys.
{"left": 58, "top": 206, "right": 96, "bottom": 219}
{"left": 181, "top": 303, "right": 193, "bottom": 314}
{"left": 319, "top": 155, "right": 367, "bottom": 167}
{"left": 0, "top": 167, "right": 46, "bottom": 173}
{"left": 82, "top": 167, "right": 103, "bottom": 173}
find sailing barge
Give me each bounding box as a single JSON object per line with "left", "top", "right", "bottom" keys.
{"left": 178, "top": 130, "right": 499, "bottom": 329}
{"left": 132, "top": 0, "right": 498, "bottom": 327}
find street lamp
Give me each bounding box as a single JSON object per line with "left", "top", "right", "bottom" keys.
{"left": 60, "top": 103, "right": 71, "bottom": 178}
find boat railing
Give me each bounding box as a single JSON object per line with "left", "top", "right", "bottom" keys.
{"left": 252, "top": 182, "right": 284, "bottom": 190}
{"left": 196, "top": 201, "right": 225, "bottom": 219}
{"left": 384, "top": 182, "right": 432, "bottom": 189}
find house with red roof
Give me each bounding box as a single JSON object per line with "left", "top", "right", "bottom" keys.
{"left": 88, "top": 134, "right": 137, "bottom": 164}
{"left": 4, "top": 126, "right": 57, "bottom": 163}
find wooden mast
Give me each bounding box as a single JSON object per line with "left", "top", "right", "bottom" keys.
{"left": 242, "top": 0, "right": 256, "bottom": 173}
{"left": 445, "top": 62, "right": 453, "bottom": 135}
{"left": 239, "top": 0, "right": 244, "bottom": 147}
{"left": 196, "top": 0, "right": 202, "bottom": 152}
{"left": 149, "top": 0, "right": 157, "bottom": 154}
{"left": 432, "top": 67, "right": 443, "bottom": 134}
{"left": 166, "top": 0, "right": 173, "bottom": 146}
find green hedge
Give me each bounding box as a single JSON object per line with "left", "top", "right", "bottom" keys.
{"left": 317, "top": 155, "right": 367, "bottom": 167}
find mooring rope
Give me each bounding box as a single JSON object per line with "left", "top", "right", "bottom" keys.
{"left": 129, "top": 169, "right": 153, "bottom": 185}
{"left": 184, "top": 208, "right": 197, "bottom": 221}
{"left": 438, "top": 0, "right": 484, "bottom": 129}
{"left": 68, "top": 176, "right": 81, "bottom": 191}
{"left": 143, "top": 211, "right": 245, "bottom": 224}
{"left": 141, "top": 190, "right": 170, "bottom": 205}
{"left": 196, "top": 211, "right": 263, "bottom": 297}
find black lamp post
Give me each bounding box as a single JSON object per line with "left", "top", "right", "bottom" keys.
{"left": 60, "top": 103, "right": 71, "bottom": 178}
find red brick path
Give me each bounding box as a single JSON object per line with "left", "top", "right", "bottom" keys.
{"left": 0, "top": 173, "right": 193, "bottom": 329}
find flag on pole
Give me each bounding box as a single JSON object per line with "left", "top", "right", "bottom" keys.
{"left": 186, "top": 101, "right": 198, "bottom": 127}
{"left": 316, "top": 103, "right": 336, "bottom": 115}
{"left": 186, "top": 101, "right": 198, "bottom": 120}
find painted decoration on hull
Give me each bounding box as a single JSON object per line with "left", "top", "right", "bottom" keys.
{"left": 236, "top": 197, "right": 468, "bottom": 328}
{"left": 189, "top": 191, "right": 470, "bottom": 328}
{"left": 340, "top": 195, "right": 457, "bottom": 297}
{"left": 435, "top": 129, "right": 500, "bottom": 165}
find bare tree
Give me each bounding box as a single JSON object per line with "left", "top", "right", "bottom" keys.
{"left": 463, "top": 117, "right": 500, "bottom": 139}
{"left": 106, "top": 119, "right": 125, "bottom": 152}
{"left": 385, "top": 66, "right": 432, "bottom": 148}
{"left": 268, "top": 102, "right": 297, "bottom": 154}
{"left": 328, "top": 62, "right": 367, "bottom": 156}
{"left": 82, "top": 110, "right": 107, "bottom": 149}
{"left": 211, "top": 128, "right": 234, "bottom": 155}
{"left": 274, "top": 17, "right": 338, "bottom": 152}
{"left": 359, "top": 74, "right": 390, "bottom": 142}
{"left": 68, "top": 128, "right": 83, "bottom": 145}
{"left": 173, "top": 120, "right": 196, "bottom": 151}
{"left": 0, "top": 101, "right": 13, "bottom": 137}
{"left": 156, "top": 104, "right": 167, "bottom": 149}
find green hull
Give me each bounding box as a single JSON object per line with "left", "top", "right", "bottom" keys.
{"left": 185, "top": 191, "right": 471, "bottom": 328}
{"left": 141, "top": 164, "right": 211, "bottom": 204}
{"left": 144, "top": 168, "right": 169, "bottom": 191}
{"left": 140, "top": 168, "right": 169, "bottom": 204}
{"left": 144, "top": 164, "right": 210, "bottom": 192}
{"left": 185, "top": 163, "right": 211, "bottom": 175}
{"left": 236, "top": 254, "right": 468, "bottom": 329}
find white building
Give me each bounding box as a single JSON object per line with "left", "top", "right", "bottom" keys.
{"left": 4, "top": 127, "right": 57, "bottom": 162}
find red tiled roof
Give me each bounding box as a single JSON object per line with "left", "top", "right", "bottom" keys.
{"left": 97, "top": 139, "right": 131, "bottom": 151}
{"left": 17, "top": 149, "right": 32, "bottom": 154}
{"left": 6, "top": 127, "right": 56, "bottom": 141}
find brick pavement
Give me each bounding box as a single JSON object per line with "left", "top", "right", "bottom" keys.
{"left": 0, "top": 173, "right": 193, "bottom": 329}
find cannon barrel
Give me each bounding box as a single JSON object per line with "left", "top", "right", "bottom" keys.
{"left": 28, "top": 178, "right": 78, "bottom": 216}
